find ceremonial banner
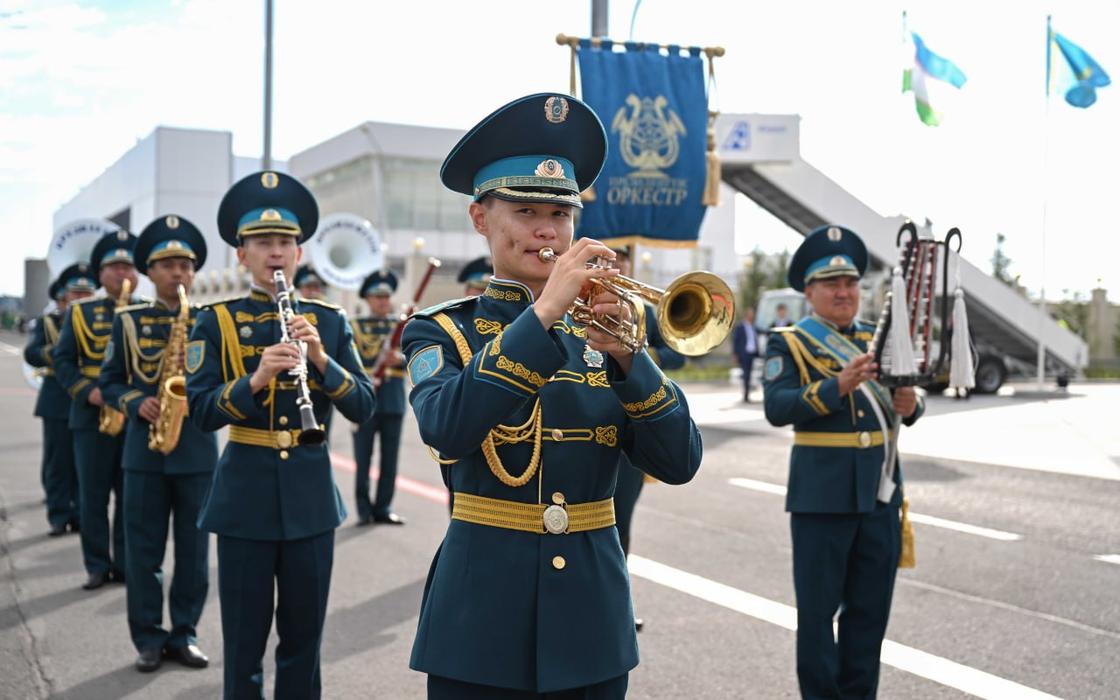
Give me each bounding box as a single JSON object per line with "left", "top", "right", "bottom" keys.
{"left": 576, "top": 40, "right": 711, "bottom": 247}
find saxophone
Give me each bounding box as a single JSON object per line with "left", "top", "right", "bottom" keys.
{"left": 98, "top": 278, "right": 132, "bottom": 436}
{"left": 149, "top": 284, "right": 190, "bottom": 455}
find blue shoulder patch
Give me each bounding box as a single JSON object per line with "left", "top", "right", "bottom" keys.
{"left": 104, "top": 339, "right": 114, "bottom": 364}
{"left": 764, "top": 356, "right": 783, "bottom": 381}
{"left": 407, "top": 344, "right": 444, "bottom": 385}
{"left": 185, "top": 340, "right": 205, "bottom": 374}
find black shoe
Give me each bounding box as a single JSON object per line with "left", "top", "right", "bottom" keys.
{"left": 82, "top": 571, "right": 108, "bottom": 590}
{"left": 109, "top": 569, "right": 126, "bottom": 584}
{"left": 355, "top": 514, "right": 375, "bottom": 527}
{"left": 67, "top": 519, "right": 80, "bottom": 533}
{"left": 136, "top": 648, "right": 162, "bottom": 673}
{"left": 48, "top": 523, "right": 68, "bottom": 537}
{"left": 635, "top": 618, "right": 644, "bottom": 633}
{"left": 165, "top": 644, "right": 209, "bottom": 669}
{"left": 373, "top": 512, "right": 406, "bottom": 525}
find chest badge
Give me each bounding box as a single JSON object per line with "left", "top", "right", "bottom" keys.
{"left": 95, "top": 313, "right": 104, "bottom": 322}
{"left": 141, "top": 325, "right": 152, "bottom": 336}
{"left": 239, "top": 325, "right": 253, "bottom": 339}
{"left": 582, "top": 344, "right": 604, "bottom": 368}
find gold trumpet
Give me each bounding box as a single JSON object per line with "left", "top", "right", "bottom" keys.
{"left": 98, "top": 278, "right": 131, "bottom": 436}
{"left": 537, "top": 247, "right": 734, "bottom": 356}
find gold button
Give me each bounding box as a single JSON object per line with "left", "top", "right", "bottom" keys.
{"left": 276, "top": 431, "right": 293, "bottom": 449}
{"left": 551, "top": 492, "right": 565, "bottom": 505}
{"left": 857, "top": 431, "right": 871, "bottom": 448}
{"left": 551, "top": 429, "right": 564, "bottom": 441}
{"left": 278, "top": 416, "right": 289, "bottom": 426}
{"left": 552, "top": 556, "right": 566, "bottom": 570}
{"left": 279, "top": 450, "right": 290, "bottom": 460}
{"left": 857, "top": 410, "right": 865, "bottom": 418}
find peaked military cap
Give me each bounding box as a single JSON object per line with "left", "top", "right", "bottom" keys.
{"left": 90, "top": 229, "right": 139, "bottom": 278}
{"left": 217, "top": 170, "right": 319, "bottom": 246}
{"left": 293, "top": 264, "right": 326, "bottom": 290}
{"left": 51, "top": 262, "right": 98, "bottom": 299}
{"left": 787, "top": 225, "right": 869, "bottom": 292}
{"left": 134, "top": 214, "right": 208, "bottom": 274}
{"left": 441, "top": 93, "right": 607, "bottom": 208}
{"left": 360, "top": 269, "right": 398, "bottom": 297}
{"left": 457, "top": 256, "right": 493, "bottom": 289}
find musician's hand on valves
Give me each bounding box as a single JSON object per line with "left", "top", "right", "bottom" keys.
{"left": 138, "top": 396, "right": 162, "bottom": 424}
{"left": 533, "top": 237, "right": 619, "bottom": 328}
{"left": 892, "top": 386, "right": 918, "bottom": 418}
{"left": 288, "top": 314, "right": 328, "bottom": 374}
{"left": 837, "top": 353, "right": 878, "bottom": 396}
{"left": 249, "top": 343, "right": 302, "bottom": 394}
{"left": 587, "top": 290, "right": 635, "bottom": 374}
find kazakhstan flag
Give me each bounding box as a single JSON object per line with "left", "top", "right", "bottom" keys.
{"left": 1048, "top": 27, "right": 1111, "bottom": 108}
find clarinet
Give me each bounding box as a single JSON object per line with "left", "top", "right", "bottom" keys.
{"left": 273, "top": 270, "right": 326, "bottom": 445}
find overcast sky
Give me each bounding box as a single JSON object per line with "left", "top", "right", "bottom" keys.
{"left": 2, "top": 0, "right": 1117, "bottom": 300}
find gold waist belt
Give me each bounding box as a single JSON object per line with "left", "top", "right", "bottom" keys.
{"left": 794, "top": 430, "right": 888, "bottom": 449}
{"left": 451, "top": 492, "right": 616, "bottom": 535}
{"left": 228, "top": 425, "right": 306, "bottom": 450}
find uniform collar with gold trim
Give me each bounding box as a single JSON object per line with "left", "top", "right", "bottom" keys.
{"left": 810, "top": 313, "right": 857, "bottom": 336}
{"left": 480, "top": 278, "right": 535, "bottom": 309}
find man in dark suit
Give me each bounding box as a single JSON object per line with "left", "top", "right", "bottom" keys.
{"left": 732, "top": 307, "right": 760, "bottom": 402}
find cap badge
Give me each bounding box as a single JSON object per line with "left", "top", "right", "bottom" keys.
{"left": 116, "top": 231, "right": 129, "bottom": 241}
{"left": 830, "top": 256, "right": 846, "bottom": 266}
{"left": 535, "top": 159, "right": 564, "bottom": 178}
{"left": 544, "top": 96, "right": 570, "bottom": 124}
{"left": 827, "top": 227, "right": 842, "bottom": 242}
{"left": 261, "top": 209, "right": 282, "bottom": 222}
{"left": 166, "top": 215, "right": 180, "bottom": 229}
{"left": 261, "top": 172, "right": 279, "bottom": 189}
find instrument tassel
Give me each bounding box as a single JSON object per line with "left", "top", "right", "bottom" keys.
{"left": 701, "top": 113, "right": 721, "bottom": 207}
{"left": 898, "top": 497, "right": 916, "bottom": 569}
{"left": 887, "top": 267, "right": 918, "bottom": 376}
{"left": 948, "top": 252, "right": 975, "bottom": 390}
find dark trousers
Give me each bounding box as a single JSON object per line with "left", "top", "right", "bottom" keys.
{"left": 217, "top": 531, "right": 335, "bottom": 700}
{"left": 42, "top": 419, "right": 78, "bottom": 529}
{"left": 74, "top": 428, "right": 125, "bottom": 576}
{"left": 123, "top": 471, "right": 211, "bottom": 653}
{"left": 613, "top": 456, "right": 645, "bottom": 557}
{"left": 791, "top": 501, "right": 901, "bottom": 700}
{"left": 738, "top": 355, "right": 758, "bottom": 399}
{"left": 352, "top": 413, "right": 403, "bottom": 519}
{"left": 427, "top": 673, "right": 628, "bottom": 699}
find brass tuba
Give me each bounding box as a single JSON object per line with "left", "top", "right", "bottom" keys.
{"left": 98, "top": 278, "right": 131, "bottom": 436}
{"left": 149, "top": 284, "right": 190, "bottom": 455}
{"left": 537, "top": 247, "right": 735, "bottom": 356}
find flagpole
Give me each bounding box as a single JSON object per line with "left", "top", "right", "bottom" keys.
{"left": 1037, "top": 15, "right": 1052, "bottom": 388}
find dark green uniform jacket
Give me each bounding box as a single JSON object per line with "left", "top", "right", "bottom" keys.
{"left": 402, "top": 279, "right": 702, "bottom": 692}
{"left": 99, "top": 301, "right": 218, "bottom": 474}
{"left": 25, "top": 312, "right": 70, "bottom": 420}
{"left": 351, "top": 315, "right": 405, "bottom": 416}
{"left": 762, "top": 319, "right": 924, "bottom": 514}
{"left": 185, "top": 289, "right": 376, "bottom": 541}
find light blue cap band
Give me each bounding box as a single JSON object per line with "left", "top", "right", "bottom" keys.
{"left": 804, "top": 254, "right": 859, "bottom": 283}
{"left": 237, "top": 207, "right": 301, "bottom": 237}
{"left": 472, "top": 155, "right": 578, "bottom": 199}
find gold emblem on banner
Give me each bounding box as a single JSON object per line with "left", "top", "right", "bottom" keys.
{"left": 612, "top": 94, "right": 686, "bottom": 176}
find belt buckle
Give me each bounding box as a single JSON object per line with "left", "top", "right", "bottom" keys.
{"left": 276, "top": 431, "right": 293, "bottom": 449}
{"left": 542, "top": 505, "right": 569, "bottom": 534}
{"left": 857, "top": 431, "right": 871, "bottom": 448}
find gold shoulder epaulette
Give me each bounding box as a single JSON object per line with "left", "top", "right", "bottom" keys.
{"left": 411, "top": 296, "right": 476, "bottom": 320}
{"left": 201, "top": 294, "right": 249, "bottom": 309}
{"left": 299, "top": 297, "right": 343, "bottom": 311}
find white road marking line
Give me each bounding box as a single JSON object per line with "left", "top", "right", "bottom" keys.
{"left": 727, "top": 478, "right": 1024, "bottom": 542}
{"left": 628, "top": 555, "right": 1063, "bottom": 700}
{"left": 1093, "top": 554, "right": 1120, "bottom": 566}
{"left": 0, "top": 341, "right": 21, "bottom": 355}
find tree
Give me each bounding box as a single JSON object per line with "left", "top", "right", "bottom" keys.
{"left": 738, "top": 248, "right": 791, "bottom": 312}
{"left": 1052, "top": 290, "right": 1089, "bottom": 340}
{"left": 991, "top": 233, "right": 1014, "bottom": 286}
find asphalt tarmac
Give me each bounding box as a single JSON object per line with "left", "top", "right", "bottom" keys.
{"left": 1, "top": 330, "right": 1117, "bottom": 699}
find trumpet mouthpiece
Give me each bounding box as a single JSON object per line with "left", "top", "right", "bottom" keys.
{"left": 538, "top": 248, "right": 557, "bottom": 263}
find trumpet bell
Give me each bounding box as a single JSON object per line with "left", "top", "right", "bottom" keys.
{"left": 657, "top": 271, "right": 736, "bottom": 356}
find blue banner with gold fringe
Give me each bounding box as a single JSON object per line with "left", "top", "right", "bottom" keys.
{"left": 576, "top": 40, "right": 709, "bottom": 247}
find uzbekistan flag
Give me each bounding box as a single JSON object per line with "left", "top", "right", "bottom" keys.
{"left": 902, "top": 32, "right": 967, "bottom": 126}
{"left": 1047, "top": 27, "right": 1111, "bottom": 108}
